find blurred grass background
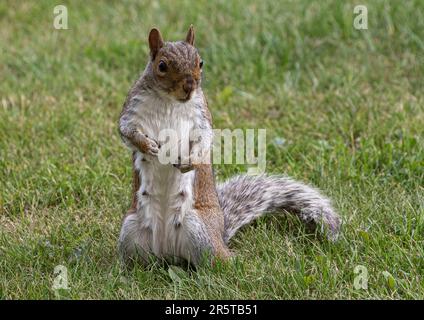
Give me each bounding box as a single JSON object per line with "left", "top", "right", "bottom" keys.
{"left": 0, "top": 0, "right": 423, "bottom": 299}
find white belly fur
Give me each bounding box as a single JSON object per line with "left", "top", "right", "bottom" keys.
{"left": 120, "top": 93, "right": 202, "bottom": 262}
{"left": 134, "top": 151, "right": 195, "bottom": 261}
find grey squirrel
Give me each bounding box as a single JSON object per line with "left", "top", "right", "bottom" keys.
{"left": 118, "top": 26, "right": 341, "bottom": 266}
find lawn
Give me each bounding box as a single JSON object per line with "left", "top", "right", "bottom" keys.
{"left": 0, "top": 0, "right": 423, "bottom": 299}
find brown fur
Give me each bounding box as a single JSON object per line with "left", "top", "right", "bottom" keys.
{"left": 185, "top": 24, "right": 195, "bottom": 45}
{"left": 193, "top": 164, "right": 231, "bottom": 259}
{"left": 148, "top": 28, "right": 164, "bottom": 59}
{"left": 148, "top": 26, "right": 202, "bottom": 102}
{"left": 152, "top": 44, "right": 202, "bottom": 101}
{"left": 130, "top": 151, "right": 140, "bottom": 211}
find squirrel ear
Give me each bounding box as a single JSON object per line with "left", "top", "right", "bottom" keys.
{"left": 185, "top": 25, "right": 195, "bottom": 46}
{"left": 148, "top": 28, "right": 164, "bottom": 59}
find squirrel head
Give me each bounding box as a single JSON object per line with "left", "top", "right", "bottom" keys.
{"left": 147, "top": 26, "right": 203, "bottom": 103}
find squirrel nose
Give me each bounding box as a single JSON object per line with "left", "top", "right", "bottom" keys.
{"left": 183, "top": 78, "right": 194, "bottom": 94}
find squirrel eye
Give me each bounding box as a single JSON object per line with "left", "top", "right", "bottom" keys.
{"left": 199, "top": 60, "right": 204, "bottom": 68}
{"left": 158, "top": 60, "right": 167, "bottom": 73}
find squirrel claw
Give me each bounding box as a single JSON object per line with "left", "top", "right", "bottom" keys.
{"left": 173, "top": 156, "right": 195, "bottom": 173}
{"left": 173, "top": 163, "right": 194, "bottom": 173}
{"left": 148, "top": 147, "right": 159, "bottom": 156}
{"left": 140, "top": 136, "right": 160, "bottom": 157}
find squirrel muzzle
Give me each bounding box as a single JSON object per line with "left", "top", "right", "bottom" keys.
{"left": 181, "top": 76, "right": 195, "bottom": 101}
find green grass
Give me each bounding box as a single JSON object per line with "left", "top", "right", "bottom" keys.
{"left": 0, "top": 0, "right": 423, "bottom": 299}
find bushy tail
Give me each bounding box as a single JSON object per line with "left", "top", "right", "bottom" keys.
{"left": 216, "top": 175, "right": 341, "bottom": 243}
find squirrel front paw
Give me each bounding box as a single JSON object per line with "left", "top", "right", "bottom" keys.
{"left": 139, "top": 135, "right": 159, "bottom": 156}
{"left": 173, "top": 156, "right": 195, "bottom": 173}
